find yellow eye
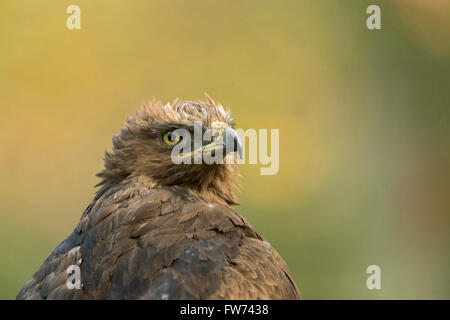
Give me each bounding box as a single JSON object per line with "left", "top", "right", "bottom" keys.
{"left": 163, "top": 131, "right": 181, "bottom": 145}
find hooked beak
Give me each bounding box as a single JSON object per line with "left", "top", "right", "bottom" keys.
{"left": 179, "top": 127, "right": 242, "bottom": 159}
{"left": 223, "top": 127, "right": 242, "bottom": 159}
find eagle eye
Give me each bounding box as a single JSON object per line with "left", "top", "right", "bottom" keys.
{"left": 162, "top": 131, "right": 181, "bottom": 146}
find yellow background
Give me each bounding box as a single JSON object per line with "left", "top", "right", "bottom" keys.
{"left": 1, "top": 0, "right": 449, "bottom": 299}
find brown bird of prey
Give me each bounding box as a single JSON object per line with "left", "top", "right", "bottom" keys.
{"left": 16, "top": 96, "right": 301, "bottom": 300}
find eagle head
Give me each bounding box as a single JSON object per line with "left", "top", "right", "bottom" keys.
{"left": 97, "top": 95, "right": 241, "bottom": 205}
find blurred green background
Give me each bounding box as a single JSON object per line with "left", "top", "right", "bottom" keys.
{"left": 1, "top": 0, "right": 449, "bottom": 299}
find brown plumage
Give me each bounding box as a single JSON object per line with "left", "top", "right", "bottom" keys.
{"left": 16, "top": 96, "right": 301, "bottom": 300}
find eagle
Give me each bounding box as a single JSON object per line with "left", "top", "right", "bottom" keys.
{"left": 16, "top": 96, "right": 301, "bottom": 300}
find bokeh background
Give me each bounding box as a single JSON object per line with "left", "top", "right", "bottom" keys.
{"left": 1, "top": 0, "right": 449, "bottom": 299}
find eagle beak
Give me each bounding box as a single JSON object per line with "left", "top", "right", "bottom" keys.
{"left": 179, "top": 127, "right": 242, "bottom": 160}
{"left": 197, "top": 127, "right": 242, "bottom": 159}
{"left": 224, "top": 127, "right": 242, "bottom": 159}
